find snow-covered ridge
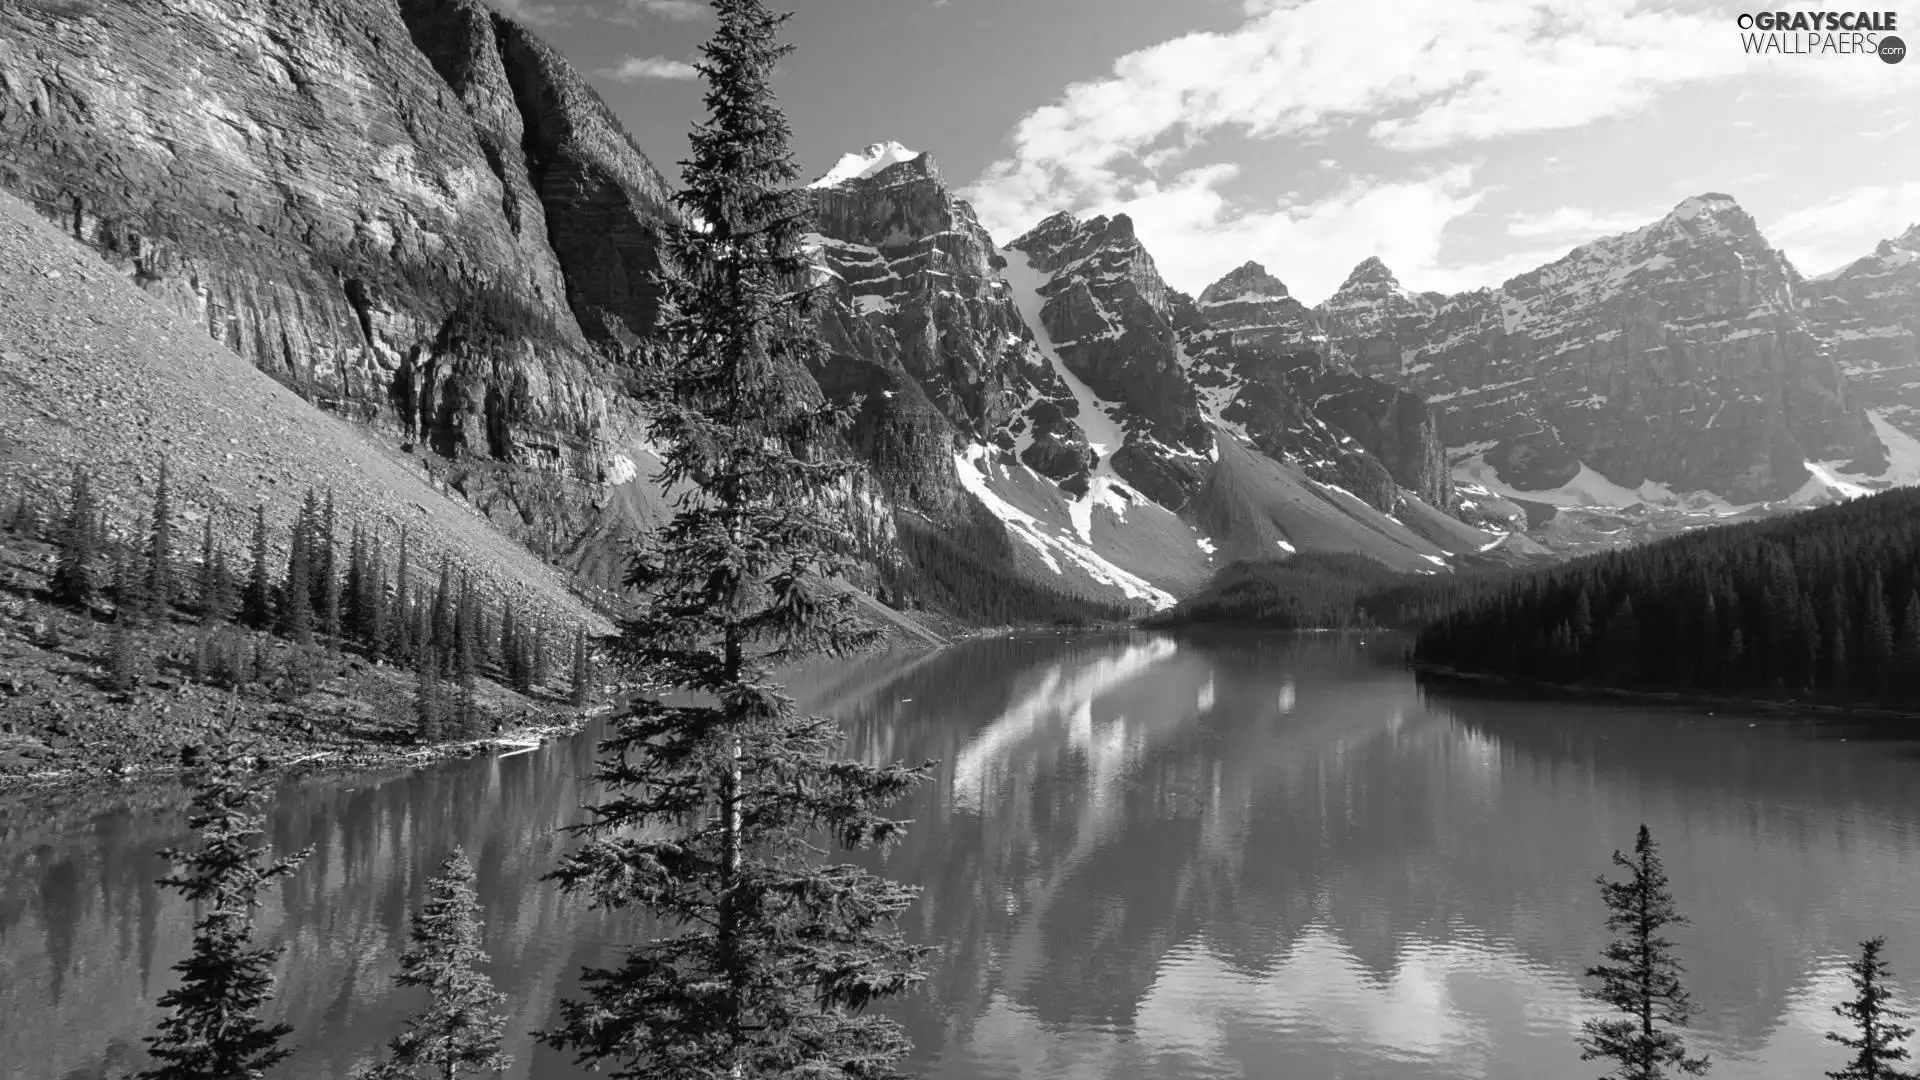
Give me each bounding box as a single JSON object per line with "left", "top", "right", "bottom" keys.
{"left": 808, "top": 141, "right": 921, "bottom": 189}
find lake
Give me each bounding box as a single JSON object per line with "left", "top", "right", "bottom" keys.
{"left": 5, "top": 630, "right": 1920, "bottom": 1079}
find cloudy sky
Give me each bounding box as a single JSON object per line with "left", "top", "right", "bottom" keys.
{"left": 492, "top": 0, "right": 1918, "bottom": 302}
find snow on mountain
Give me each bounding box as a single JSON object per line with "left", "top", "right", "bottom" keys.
{"left": 808, "top": 140, "right": 922, "bottom": 188}
{"left": 1318, "top": 195, "right": 1884, "bottom": 504}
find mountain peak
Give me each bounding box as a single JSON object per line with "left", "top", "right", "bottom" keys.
{"left": 1199, "top": 261, "right": 1291, "bottom": 305}
{"left": 808, "top": 141, "right": 925, "bottom": 188}
{"left": 1340, "top": 256, "right": 1400, "bottom": 290}
{"left": 1667, "top": 192, "right": 1743, "bottom": 221}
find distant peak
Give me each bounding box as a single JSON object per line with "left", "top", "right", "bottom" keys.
{"left": 808, "top": 141, "right": 924, "bottom": 189}
{"left": 1339, "top": 255, "right": 1399, "bottom": 289}
{"left": 1199, "top": 260, "right": 1292, "bottom": 305}
{"left": 1667, "top": 193, "right": 1743, "bottom": 222}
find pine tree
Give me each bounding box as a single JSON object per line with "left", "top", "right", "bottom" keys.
{"left": 530, "top": 618, "right": 548, "bottom": 692}
{"left": 1578, "top": 824, "right": 1711, "bottom": 1079}
{"left": 202, "top": 546, "right": 236, "bottom": 628}
{"left": 1900, "top": 592, "right": 1920, "bottom": 705}
{"left": 1861, "top": 575, "right": 1895, "bottom": 701}
{"left": 244, "top": 505, "right": 274, "bottom": 631}
{"left": 414, "top": 645, "right": 443, "bottom": 744}
{"left": 1826, "top": 937, "right": 1917, "bottom": 1080}
{"left": 138, "top": 737, "right": 313, "bottom": 1080}
{"left": 108, "top": 548, "right": 144, "bottom": 692}
{"left": 541, "top": 6, "right": 933, "bottom": 1075}
{"left": 367, "top": 535, "right": 388, "bottom": 665}
{"left": 1826, "top": 582, "right": 1851, "bottom": 700}
{"left": 345, "top": 523, "right": 367, "bottom": 648}
{"left": 428, "top": 556, "right": 454, "bottom": 666}
{"left": 314, "top": 489, "right": 337, "bottom": 614}
{"left": 569, "top": 627, "right": 592, "bottom": 707}
{"left": 392, "top": 529, "right": 414, "bottom": 663}
{"left": 146, "top": 457, "right": 176, "bottom": 611}
{"left": 280, "top": 496, "right": 316, "bottom": 645}
{"left": 50, "top": 466, "right": 100, "bottom": 607}
{"left": 357, "top": 848, "right": 509, "bottom": 1079}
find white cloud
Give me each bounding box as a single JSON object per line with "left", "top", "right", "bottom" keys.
{"left": 1506, "top": 206, "right": 1663, "bottom": 239}
{"left": 623, "top": 0, "right": 707, "bottom": 19}
{"left": 1766, "top": 182, "right": 1920, "bottom": 276}
{"left": 593, "top": 55, "right": 700, "bottom": 82}
{"left": 484, "top": 0, "right": 567, "bottom": 26}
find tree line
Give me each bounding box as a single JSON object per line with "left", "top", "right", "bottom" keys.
{"left": 1414, "top": 486, "right": 1920, "bottom": 708}
{"left": 8, "top": 459, "right": 596, "bottom": 739}
{"left": 1144, "top": 551, "right": 1514, "bottom": 631}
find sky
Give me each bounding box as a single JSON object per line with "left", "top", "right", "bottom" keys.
{"left": 488, "top": 0, "right": 1920, "bottom": 303}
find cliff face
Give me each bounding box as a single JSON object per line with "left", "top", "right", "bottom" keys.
{"left": 1314, "top": 197, "right": 1884, "bottom": 502}
{"left": 0, "top": 0, "right": 677, "bottom": 585}
{"left": 1806, "top": 224, "right": 1920, "bottom": 450}
{"left": 1174, "top": 264, "right": 1453, "bottom": 513}
{"left": 805, "top": 145, "right": 1091, "bottom": 510}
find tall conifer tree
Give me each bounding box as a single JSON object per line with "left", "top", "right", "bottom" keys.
{"left": 244, "top": 505, "right": 274, "bottom": 631}
{"left": 138, "top": 737, "right": 312, "bottom": 1080}
{"left": 357, "top": 848, "right": 510, "bottom": 1079}
{"left": 542, "top": 4, "right": 933, "bottom": 1076}
{"left": 50, "top": 466, "right": 100, "bottom": 607}
{"left": 1578, "top": 824, "right": 1710, "bottom": 1079}
{"left": 1826, "top": 936, "right": 1917, "bottom": 1080}
{"left": 147, "top": 457, "right": 176, "bottom": 610}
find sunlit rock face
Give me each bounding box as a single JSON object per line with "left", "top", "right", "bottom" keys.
{"left": 0, "top": 0, "right": 685, "bottom": 581}
{"left": 1805, "top": 223, "right": 1920, "bottom": 456}
{"left": 1312, "top": 197, "right": 1883, "bottom": 501}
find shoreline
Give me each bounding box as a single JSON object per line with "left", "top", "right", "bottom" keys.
{"left": 1412, "top": 663, "right": 1920, "bottom": 725}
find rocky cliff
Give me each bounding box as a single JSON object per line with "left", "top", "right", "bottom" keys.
{"left": 1806, "top": 224, "right": 1920, "bottom": 460}
{"left": 1316, "top": 196, "right": 1885, "bottom": 502}
{"left": 0, "top": 0, "right": 677, "bottom": 589}
{"left": 1174, "top": 262, "right": 1454, "bottom": 513}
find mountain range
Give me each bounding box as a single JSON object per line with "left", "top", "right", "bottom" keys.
{"left": 2, "top": 0, "right": 1916, "bottom": 614}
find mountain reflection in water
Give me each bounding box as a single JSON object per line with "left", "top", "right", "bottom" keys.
{"left": 4, "top": 630, "right": 1920, "bottom": 1079}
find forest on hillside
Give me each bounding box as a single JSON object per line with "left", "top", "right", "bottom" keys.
{"left": 1415, "top": 487, "right": 1920, "bottom": 708}
{"left": 1143, "top": 552, "right": 1511, "bottom": 632}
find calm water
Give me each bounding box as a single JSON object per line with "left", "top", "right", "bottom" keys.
{"left": 5, "top": 631, "right": 1920, "bottom": 1079}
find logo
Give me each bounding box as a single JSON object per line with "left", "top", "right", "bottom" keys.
{"left": 1736, "top": 10, "right": 1905, "bottom": 58}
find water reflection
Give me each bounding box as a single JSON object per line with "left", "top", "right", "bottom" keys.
{"left": 4, "top": 631, "right": 1920, "bottom": 1079}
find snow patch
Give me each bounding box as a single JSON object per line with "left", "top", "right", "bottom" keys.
{"left": 953, "top": 446, "right": 1176, "bottom": 609}
{"left": 809, "top": 141, "right": 921, "bottom": 188}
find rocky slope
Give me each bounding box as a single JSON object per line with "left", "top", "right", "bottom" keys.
{"left": 1806, "top": 223, "right": 1920, "bottom": 470}
{"left": 801, "top": 158, "right": 1502, "bottom": 602}
{"left": 0, "top": 189, "right": 602, "bottom": 629}
{"left": 1313, "top": 196, "right": 1886, "bottom": 503}
{"left": 0, "top": 0, "right": 675, "bottom": 589}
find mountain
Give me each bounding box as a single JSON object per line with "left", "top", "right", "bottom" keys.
{"left": 1806, "top": 223, "right": 1920, "bottom": 482}
{"left": 0, "top": 0, "right": 678, "bottom": 593}
{"left": 0, "top": 0, "right": 1502, "bottom": 619}
{"left": 804, "top": 161, "right": 1502, "bottom": 600}
{"left": 1318, "top": 196, "right": 1887, "bottom": 505}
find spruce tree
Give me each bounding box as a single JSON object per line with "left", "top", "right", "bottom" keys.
{"left": 1900, "top": 593, "right": 1920, "bottom": 705}
{"left": 108, "top": 548, "right": 144, "bottom": 692}
{"left": 356, "top": 847, "right": 509, "bottom": 1080}
{"left": 147, "top": 457, "right": 176, "bottom": 610}
{"left": 323, "top": 563, "right": 343, "bottom": 654}
{"left": 281, "top": 496, "right": 316, "bottom": 645}
{"left": 50, "top": 466, "right": 100, "bottom": 607}
{"left": 392, "top": 529, "right": 414, "bottom": 663}
{"left": 244, "top": 505, "right": 274, "bottom": 631}
{"left": 1863, "top": 575, "right": 1895, "bottom": 700}
{"left": 314, "top": 489, "right": 337, "bottom": 614}
{"left": 138, "top": 737, "right": 313, "bottom": 1080}
{"left": 345, "top": 523, "right": 367, "bottom": 649}
{"left": 414, "top": 645, "right": 443, "bottom": 744}
{"left": 1827, "top": 937, "right": 1917, "bottom": 1080}
{"left": 1578, "top": 824, "right": 1710, "bottom": 1079}
{"left": 541, "top": 5, "right": 933, "bottom": 1075}
{"left": 367, "top": 534, "right": 389, "bottom": 665}
{"left": 569, "top": 626, "right": 592, "bottom": 707}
